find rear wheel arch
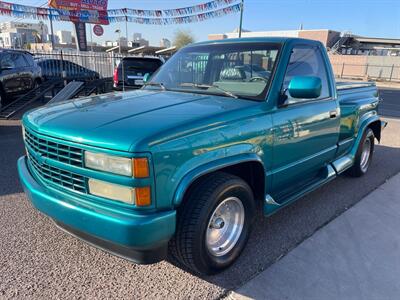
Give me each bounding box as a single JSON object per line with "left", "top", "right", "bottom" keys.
{"left": 368, "top": 120, "right": 381, "bottom": 142}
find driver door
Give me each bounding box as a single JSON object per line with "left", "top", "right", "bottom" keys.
{"left": 270, "top": 44, "right": 340, "bottom": 202}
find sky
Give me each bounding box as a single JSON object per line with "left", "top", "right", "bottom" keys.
{"left": 2, "top": 0, "right": 400, "bottom": 46}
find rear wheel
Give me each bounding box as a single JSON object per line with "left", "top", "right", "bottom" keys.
{"left": 169, "top": 172, "right": 255, "bottom": 275}
{"left": 347, "top": 128, "right": 375, "bottom": 177}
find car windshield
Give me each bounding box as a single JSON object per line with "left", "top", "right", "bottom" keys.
{"left": 122, "top": 58, "right": 162, "bottom": 73}
{"left": 146, "top": 42, "right": 281, "bottom": 100}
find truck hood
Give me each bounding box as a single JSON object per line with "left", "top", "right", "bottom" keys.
{"left": 23, "top": 90, "right": 258, "bottom": 152}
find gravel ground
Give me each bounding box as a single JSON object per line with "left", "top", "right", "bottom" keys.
{"left": 0, "top": 89, "right": 399, "bottom": 299}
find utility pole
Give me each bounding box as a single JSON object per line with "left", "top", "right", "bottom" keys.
{"left": 90, "top": 23, "right": 93, "bottom": 52}
{"left": 125, "top": 16, "right": 128, "bottom": 46}
{"left": 49, "top": 12, "right": 55, "bottom": 49}
{"left": 115, "top": 29, "right": 121, "bottom": 54}
{"left": 238, "top": 0, "right": 244, "bottom": 38}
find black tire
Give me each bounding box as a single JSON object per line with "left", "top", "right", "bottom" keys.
{"left": 347, "top": 128, "right": 375, "bottom": 177}
{"left": 33, "top": 78, "right": 41, "bottom": 89}
{"left": 169, "top": 172, "right": 256, "bottom": 275}
{"left": 0, "top": 84, "right": 6, "bottom": 110}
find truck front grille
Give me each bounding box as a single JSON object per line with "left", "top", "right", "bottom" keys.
{"left": 28, "top": 151, "right": 88, "bottom": 193}
{"left": 24, "top": 127, "right": 87, "bottom": 194}
{"left": 24, "top": 128, "right": 83, "bottom": 167}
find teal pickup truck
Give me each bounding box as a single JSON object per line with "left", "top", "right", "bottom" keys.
{"left": 18, "top": 37, "right": 386, "bottom": 275}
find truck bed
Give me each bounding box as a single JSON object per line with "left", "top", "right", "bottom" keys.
{"left": 336, "top": 80, "right": 379, "bottom": 155}
{"left": 336, "top": 80, "right": 375, "bottom": 91}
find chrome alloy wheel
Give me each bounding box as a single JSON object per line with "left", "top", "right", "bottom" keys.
{"left": 206, "top": 197, "right": 245, "bottom": 257}
{"left": 360, "top": 138, "right": 371, "bottom": 172}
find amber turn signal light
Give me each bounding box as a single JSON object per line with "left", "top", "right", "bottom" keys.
{"left": 133, "top": 158, "right": 150, "bottom": 178}
{"left": 135, "top": 186, "right": 151, "bottom": 206}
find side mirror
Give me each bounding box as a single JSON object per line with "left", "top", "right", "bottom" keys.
{"left": 143, "top": 73, "right": 151, "bottom": 83}
{"left": 287, "top": 76, "right": 322, "bottom": 99}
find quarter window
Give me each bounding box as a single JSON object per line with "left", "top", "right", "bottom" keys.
{"left": 283, "top": 46, "right": 330, "bottom": 101}
{"left": 13, "top": 53, "right": 29, "bottom": 68}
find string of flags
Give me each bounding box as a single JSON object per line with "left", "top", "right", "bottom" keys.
{"left": 0, "top": 0, "right": 241, "bottom": 25}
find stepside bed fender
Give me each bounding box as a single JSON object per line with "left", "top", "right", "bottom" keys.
{"left": 350, "top": 114, "right": 382, "bottom": 157}
{"left": 172, "top": 153, "right": 265, "bottom": 207}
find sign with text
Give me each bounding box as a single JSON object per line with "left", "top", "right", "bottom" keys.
{"left": 74, "top": 22, "right": 88, "bottom": 51}
{"left": 49, "top": 0, "right": 108, "bottom": 11}
{"left": 49, "top": 0, "right": 109, "bottom": 24}
{"left": 93, "top": 24, "right": 104, "bottom": 36}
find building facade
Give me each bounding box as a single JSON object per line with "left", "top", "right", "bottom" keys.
{"left": 160, "top": 38, "right": 172, "bottom": 48}
{"left": 56, "top": 30, "right": 72, "bottom": 45}
{"left": 209, "top": 29, "right": 400, "bottom": 56}
{"left": 0, "top": 21, "right": 48, "bottom": 48}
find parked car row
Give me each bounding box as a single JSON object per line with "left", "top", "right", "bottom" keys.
{"left": 0, "top": 48, "right": 166, "bottom": 109}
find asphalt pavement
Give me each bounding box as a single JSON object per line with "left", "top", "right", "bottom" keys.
{"left": 0, "top": 88, "right": 399, "bottom": 299}
{"left": 232, "top": 173, "right": 400, "bottom": 300}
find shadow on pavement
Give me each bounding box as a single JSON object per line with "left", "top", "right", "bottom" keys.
{"left": 0, "top": 124, "right": 24, "bottom": 197}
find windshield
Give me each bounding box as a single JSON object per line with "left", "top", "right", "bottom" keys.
{"left": 121, "top": 58, "right": 162, "bottom": 74}
{"left": 146, "top": 42, "right": 281, "bottom": 100}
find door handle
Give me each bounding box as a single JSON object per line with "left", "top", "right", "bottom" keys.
{"left": 329, "top": 110, "right": 337, "bottom": 118}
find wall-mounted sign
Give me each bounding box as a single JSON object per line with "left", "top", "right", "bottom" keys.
{"left": 93, "top": 24, "right": 104, "bottom": 36}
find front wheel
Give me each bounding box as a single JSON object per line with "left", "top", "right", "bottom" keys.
{"left": 347, "top": 128, "right": 375, "bottom": 177}
{"left": 169, "top": 172, "right": 255, "bottom": 275}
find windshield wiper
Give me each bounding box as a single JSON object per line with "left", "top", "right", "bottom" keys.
{"left": 179, "top": 83, "right": 238, "bottom": 99}
{"left": 143, "top": 82, "right": 166, "bottom": 91}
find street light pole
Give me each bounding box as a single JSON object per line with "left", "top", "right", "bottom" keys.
{"left": 49, "top": 12, "right": 55, "bottom": 49}
{"left": 238, "top": 0, "right": 244, "bottom": 38}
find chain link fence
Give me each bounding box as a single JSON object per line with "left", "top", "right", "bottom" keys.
{"left": 331, "top": 63, "right": 400, "bottom": 82}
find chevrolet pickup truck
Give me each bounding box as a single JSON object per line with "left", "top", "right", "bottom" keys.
{"left": 18, "top": 37, "right": 386, "bottom": 275}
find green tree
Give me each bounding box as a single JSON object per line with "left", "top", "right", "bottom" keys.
{"left": 173, "top": 29, "right": 195, "bottom": 49}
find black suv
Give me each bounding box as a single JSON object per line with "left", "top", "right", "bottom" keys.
{"left": 113, "top": 57, "right": 163, "bottom": 90}
{"left": 0, "top": 49, "right": 42, "bottom": 108}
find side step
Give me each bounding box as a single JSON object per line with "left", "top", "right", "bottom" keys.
{"left": 264, "top": 165, "right": 337, "bottom": 216}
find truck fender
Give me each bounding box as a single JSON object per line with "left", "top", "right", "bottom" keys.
{"left": 350, "top": 115, "right": 381, "bottom": 157}
{"left": 172, "top": 153, "right": 265, "bottom": 207}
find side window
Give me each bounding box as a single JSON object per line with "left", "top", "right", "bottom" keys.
{"left": 24, "top": 54, "right": 34, "bottom": 66}
{"left": 1, "top": 53, "right": 16, "bottom": 69}
{"left": 283, "top": 46, "right": 330, "bottom": 101}
{"left": 13, "top": 53, "right": 29, "bottom": 68}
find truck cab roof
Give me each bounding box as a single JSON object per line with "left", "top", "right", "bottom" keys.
{"left": 190, "top": 37, "right": 324, "bottom": 47}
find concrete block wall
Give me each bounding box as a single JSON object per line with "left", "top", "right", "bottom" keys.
{"left": 328, "top": 55, "right": 400, "bottom": 81}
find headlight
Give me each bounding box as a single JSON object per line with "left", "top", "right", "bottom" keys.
{"left": 84, "top": 151, "right": 150, "bottom": 178}
{"left": 88, "top": 178, "right": 135, "bottom": 204}
{"left": 85, "top": 151, "right": 132, "bottom": 176}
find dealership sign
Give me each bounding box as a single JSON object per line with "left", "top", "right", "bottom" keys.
{"left": 48, "top": 0, "right": 109, "bottom": 24}
{"left": 49, "top": 0, "right": 108, "bottom": 11}
{"left": 93, "top": 24, "right": 104, "bottom": 36}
